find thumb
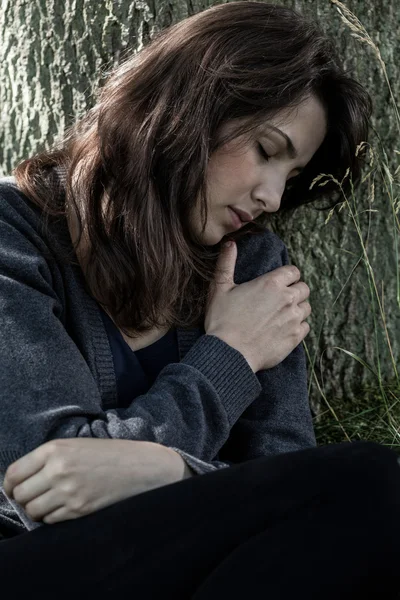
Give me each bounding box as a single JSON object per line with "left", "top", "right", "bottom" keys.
{"left": 213, "top": 241, "right": 237, "bottom": 291}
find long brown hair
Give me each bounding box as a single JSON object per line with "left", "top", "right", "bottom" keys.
{"left": 13, "top": 1, "right": 372, "bottom": 337}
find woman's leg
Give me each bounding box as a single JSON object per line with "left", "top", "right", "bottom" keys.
{"left": 193, "top": 442, "right": 400, "bottom": 599}
{"left": 0, "top": 441, "right": 399, "bottom": 599}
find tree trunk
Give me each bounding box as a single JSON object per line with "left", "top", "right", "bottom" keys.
{"left": 0, "top": 0, "right": 398, "bottom": 408}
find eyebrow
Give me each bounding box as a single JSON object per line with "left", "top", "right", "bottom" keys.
{"left": 261, "top": 126, "right": 304, "bottom": 171}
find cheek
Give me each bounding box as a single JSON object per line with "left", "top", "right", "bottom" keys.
{"left": 212, "top": 154, "right": 253, "bottom": 195}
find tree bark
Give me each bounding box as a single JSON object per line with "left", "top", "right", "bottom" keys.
{"left": 0, "top": 0, "right": 398, "bottom": 408}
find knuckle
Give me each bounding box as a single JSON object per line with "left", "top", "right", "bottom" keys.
{"left": 264, "top": 273, "right": 277, "bottom": 287}
{"left": 39, "top": 441, "right": 63, "bottom": 463}
{"left": 296, "top": 326, "right": 304, "bottom": 338}
{"left": 5, "top": 471, "right": 17, "bottom": 487}
{"left": 290, "top": 266, "right": 300, "bottom": 278}
{"left": 301, "top": 301, "right": 311, "bottom": 315}
{"left": 25, "top": 499, "right": 40, "bottom": 520}
{"left": 297, "top": 307, "right": 305, "bottom": 320}
{"left": 42, "top": 513, "right": 54, "bottom": 524}
{"left": 12, "top": 485, "right": 24, "bottom": 503}
{"left": 59, "top": 483, "right": 87, "bottom": 513}
{"left": 44, "top": 440, "right": 61, "bottom": 454}
{"left": 69, "top": 498, "right": 82, "bottom": 512}
{"left": 61, "top": 480, "right": 76, "bottom": 496}
{"left": 286, "top": 290, "right": 296, "bottom": 305}
{"left": 293, "top": 325, "right": 305, "bottom": 340}
{"left": 70, "top": 497, "right": 88, "bottom": 515}
{"left": 48, "top": 456, "right": 68, "bottom": 476}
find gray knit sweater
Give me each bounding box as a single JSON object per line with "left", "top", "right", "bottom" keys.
{"left": 0, "top": 174, "right": 316, "bottom": 537}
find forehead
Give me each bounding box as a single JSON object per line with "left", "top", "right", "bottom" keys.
{"left": 259, "top": 95, "right": 327, "bottom": 160}
{"left": 268, "top": 95, "right": 326, "bottom": 127}
{"left": 216, "top": 95, "right": 327, "bottom": 156}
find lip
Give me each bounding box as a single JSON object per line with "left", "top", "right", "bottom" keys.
{"left": 228, "top": 206, "right": 244, "bottom": 229}
{"left": 231, "top": 207, "right": 254, "bottom": 222}
{"left": 228, "top": 206, "right": 254, "bottom": 229}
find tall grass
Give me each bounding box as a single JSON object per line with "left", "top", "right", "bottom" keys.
{"left": 306, "top": 0, "right": 400, "bottom": 450}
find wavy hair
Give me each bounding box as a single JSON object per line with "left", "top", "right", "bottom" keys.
{"left": 13, "top": 1, "right": 372, "bottom": 336}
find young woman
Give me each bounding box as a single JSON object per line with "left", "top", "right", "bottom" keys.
{"left": 1, "top": 2, "right": 399, "bottom": 597}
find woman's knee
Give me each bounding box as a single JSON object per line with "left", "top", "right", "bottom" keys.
{"left": 325, "top": 441, "right": 400, "bottom": 525}
{"left": 316, "top": 441, "right": 399, "bottom": 489}
{"left": 336, "top": 440, "right": 399, "bottom": 480}
{"left": 283, "top": 440, "right": 400, "bottom": 510}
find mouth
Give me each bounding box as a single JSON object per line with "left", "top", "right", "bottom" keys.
{"left": 228, "top": 206, "right": 245, "bottom": 230}
{"left": 228, "top": 206, "right": 255, "bottom": 230}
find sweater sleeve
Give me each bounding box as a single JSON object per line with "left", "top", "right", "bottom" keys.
{"left": 0, "top": 191, "right": 261, "bottom": 481}
{"left": 217, "top": 233, "right": 316, "bottom": 465}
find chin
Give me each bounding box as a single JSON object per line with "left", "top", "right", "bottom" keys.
{"left": 194, "top": 229, "right": 222, "bottom": 246}
{"left": 194, "top": 217, "right": 232, "bottom": 246}
{"left": 205, "top": 234, "right": 226, "bottom": 246}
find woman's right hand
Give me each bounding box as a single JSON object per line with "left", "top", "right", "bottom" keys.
{"left": 204, "top": 241, "right": 312, "bottom": 373}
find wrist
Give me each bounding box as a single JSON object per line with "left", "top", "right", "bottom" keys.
{"left": 162, "top": 446, "right": 195, "bottom": 481}
{"left": 207, "top": 333, "right": 257, "bottom": 373}
{"left": 182, "top": 459, "right": 196, "bottom": 479}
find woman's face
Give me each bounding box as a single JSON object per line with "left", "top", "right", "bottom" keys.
{"left": 190, "top": 94, "right": 327, "bottom": 246}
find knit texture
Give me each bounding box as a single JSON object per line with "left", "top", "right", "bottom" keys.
{"left": 0, "top": 174, "right": 316, "bottom": 536}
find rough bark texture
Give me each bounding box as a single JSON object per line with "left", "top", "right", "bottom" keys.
{"left": 0, "top": 0, "right": 398, "bottom": 409}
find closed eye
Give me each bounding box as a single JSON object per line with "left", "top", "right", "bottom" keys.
{"left": 257, "top": 143, "right": 270, "bottom": 161}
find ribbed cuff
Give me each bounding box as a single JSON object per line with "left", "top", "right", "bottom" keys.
{"left": 181, "top": 334, "right": 261, "bottom": 426}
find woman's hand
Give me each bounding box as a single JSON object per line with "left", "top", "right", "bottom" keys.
{"left": 205, "top": 241, "right": 311, "bottom": 373}
{"left": 3, "top": 438, "right": 192, "bottom": 524}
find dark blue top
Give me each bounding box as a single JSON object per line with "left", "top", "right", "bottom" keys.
{"left": 100, "top": 309, "right": 179, "bottom": 408}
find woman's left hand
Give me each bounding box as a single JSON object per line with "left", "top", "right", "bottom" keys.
{"left": 3, "top": 438, "right": 191, "bottom": 524}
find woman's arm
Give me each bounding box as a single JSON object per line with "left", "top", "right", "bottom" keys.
{"left": 0, "top": 184, "right": 260, "bottom": 480}
{"left": 3, "top": 439, "right": 196, "bottom": 525}
{"left": 217, "top": 232, "right": 316, "bottom": 464}
{"left": 218, "top": 341, "right": 316, "bottom": 465}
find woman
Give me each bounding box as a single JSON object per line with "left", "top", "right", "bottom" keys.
{"left": 1, "top": 1, "right": 399, "bottom": 597}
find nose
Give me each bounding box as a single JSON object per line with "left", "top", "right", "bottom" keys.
{"left": 259, "top": 193, "right": 282, "bottom": 214}
{"left": 252, "top": 168, "right": 287, "bottom": 214}
{"left": 254, "top": 182, "right": 285, "bottom": 214}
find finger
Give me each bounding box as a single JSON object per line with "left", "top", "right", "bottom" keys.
{"left": 43, "top": 506, "right": 78, "bottom": 525}
{"left": 24, "top": 489, "right": 65, "bottom": 523}
{"left": 213, "top": 241, "right": 237, "bottom": 289}
{"left": 3, "top": 446, "right": 49, "bottom": 498}
{"left": 12, "top": 469, "right": 52, "bottom": 508}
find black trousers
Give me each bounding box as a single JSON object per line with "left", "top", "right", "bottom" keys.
{"left": 1, "top": 441, "right": 399, "bottom": 599}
